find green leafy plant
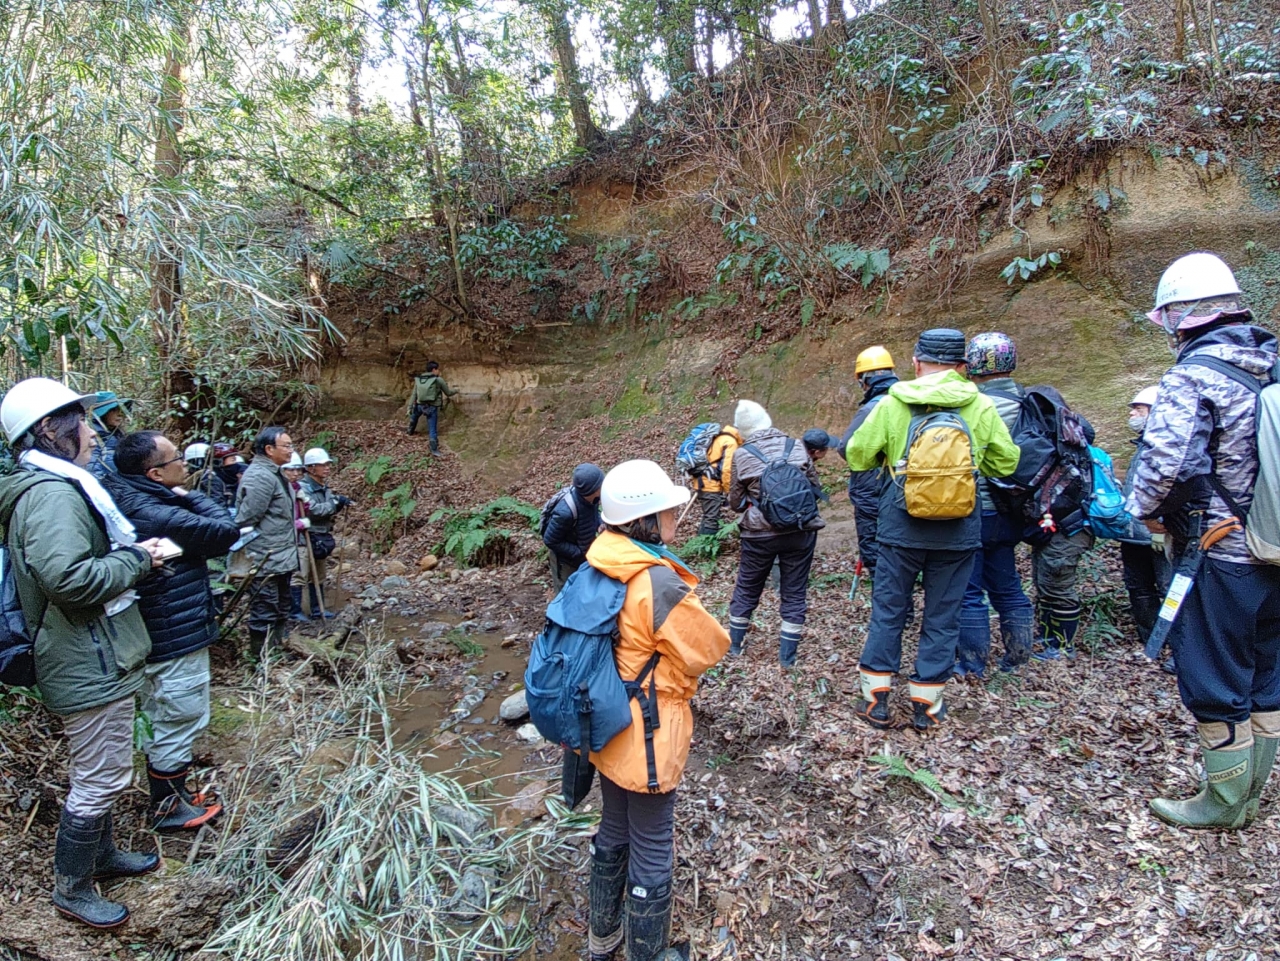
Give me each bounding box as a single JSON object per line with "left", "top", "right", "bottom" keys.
{"left": 680, "top": 519, "right": 740, "bottom": 564}
{"left": 370, "top": 482, "right": 417, "bottom": 552}
{"left": 0, "top": 686, "right": 41, "bottom": 725}
{"left": 430, "top": 497, "right": 540, "bottom": 568}
{"left": 1000, "top": 250, "right": 1063, "bottom": 284}
{"left": 869, "top": 753, "right": 962, "bottom": 809}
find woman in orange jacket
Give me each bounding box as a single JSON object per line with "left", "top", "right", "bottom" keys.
{"left": 586, "top": 459, "right": 731, "bottom": 961}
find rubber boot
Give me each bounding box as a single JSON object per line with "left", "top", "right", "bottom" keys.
{"left": 149, "top": 765, "right": 221, "bottom": 831}
{"left": 94, "top": 812, "right": 160, "bottom": 880}
{"left": 955, "top": 609, "right": 990, "bottom": 678}
{"left": 1033, "top": 604, "right": 1081, "bottom": 661}
{"left": 588, "top": 840, "right": 629, "bottom": 961}
{"left": 778, "top": 622, "right": 802, "bottom": 668}
{"left": 1245, "top": 711, "right": 1280, "bottom": 825}
{"left": 727, "top": 617, "right": 749, "bottom": 657}
{"left": 853, "top": 669, "right": 892, "bottom": 729}
{"left": 247, "top": 628, "right": 269, "bottom": 662}
{"left": 288, "top": 585, "right": 308, "bottom": 622}
{"left": 1130, "top": 592, "right": 1161, "bottom": 648}
{"left": 53, "top": 810, "right": 129, "bottom": 928}
{"left": 626, "top": 879, "right": 685, "bottom": 961}
{"left": 1150, "top": 722, "right": 1253, "bottom": 829}
{"left": 309, "top": 585, "right": 336, "bottom": 620}
{"left": 997, "top": 611, "right": 1035, "bottom": 673}
{"left": 909, "top": 680, "right": 947, "bottom": 731}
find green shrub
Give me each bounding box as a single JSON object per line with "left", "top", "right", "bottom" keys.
{"left": 430, "top": 497, "right": 541, "bottom": 567}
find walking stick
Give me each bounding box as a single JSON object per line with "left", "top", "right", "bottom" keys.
{"left": 303, "top": 529, "right": 326, "bottom": 618}
{"left": 674, "top": 493, "right": 698, "bottom": 532}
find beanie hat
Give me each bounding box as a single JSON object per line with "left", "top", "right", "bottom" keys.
{"left": 734, "top": 400, "right": 772, "bottom": 436}
{"left": 802, "top": 428, "right": 836, "bottom": 451}
{"left": 572, "top": 462, "right": 605, "bottom": 497}
{"left": 914, "top": 328, "right": 967, "bottom": 365}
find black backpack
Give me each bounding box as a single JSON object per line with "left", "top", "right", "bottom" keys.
{"left": 0, "top": 545, "right": 39, "bottom": 688}
{"left": 742, "top": 439, "right": 820, "bottom": 531}
{"left": 988, "top": 386, "right": 1094, "bottom": 529}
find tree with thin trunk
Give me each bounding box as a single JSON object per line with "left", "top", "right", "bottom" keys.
{"left": 541, "top": 0, "right": 602, "bottom": 148}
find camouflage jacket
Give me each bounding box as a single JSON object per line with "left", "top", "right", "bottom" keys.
{"left": 1126, "top": 324, "right": 1278, "bottom": 564}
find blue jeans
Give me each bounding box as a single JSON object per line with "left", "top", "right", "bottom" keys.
{"left": 409, "top": 404, "right": 440, "bottom": 445}
{"left": 958, "top": 512, "right": 1035, "bottom": 674}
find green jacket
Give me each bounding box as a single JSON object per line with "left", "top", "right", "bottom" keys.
{"left": 0, "top": 468, "right": 153, "bottom": 715}
{"left": 845, "top": 370, "right": 1021, "bottom": 476}
{"left": 234, "top": 456, "right": 301, "bottom": 577}
{"left": 845, "top": 370, "right": 1021, "bottom": 551}
{"left": 410, "top": 373, "right": 457, "bottom": 408}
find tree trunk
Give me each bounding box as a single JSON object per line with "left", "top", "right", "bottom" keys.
{"left": 1173, "top": 0, "right": 1187, "bottom": 60}
{"left": 825, "top": 0, "right": 844, "bottom": 23}
{"left": 151, "top": 14, "right": 192, "bottom": 413}
{"left": 806, "top": 0, "right": 822, "bottom": 36}
{"left": 546, "top": 1, "right": 601, "bottom": 148}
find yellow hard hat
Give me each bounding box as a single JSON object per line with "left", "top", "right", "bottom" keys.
{"left": 855, "top": 345, "right": 894, "bottom": 375}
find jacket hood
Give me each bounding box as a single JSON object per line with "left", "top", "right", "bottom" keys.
{"left": 0, "top": 467, "right": 62, "bottom": 528}
{"left": 861, "top": 371, "right": 898, "bottom": 404}
{"left": 888, "top": 369, "right": 979, "bottom": 407}
{"left": 1179, "top": 323, "right": 1278, "bottom": 377}
{"left": 587, "top": 530, "right": 697, "bottom": 586}
{"left": 720, "top": 425, "right": 743, "bottom": 442}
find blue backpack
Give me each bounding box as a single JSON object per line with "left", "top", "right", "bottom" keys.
{"left": 525, "top": 564, "right": 660, "bottom": 758}
{"left": 675, "top": 423, "right": 724, "bottom": 477}
{"left": 1085, "top": 445, "right": 1135, "bottom": 540}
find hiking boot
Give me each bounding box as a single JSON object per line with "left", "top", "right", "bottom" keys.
{"left": 289, "top": 586, "right": 308, "bottom": 622}
{"left": 909, "top": 681, "right": 947, "bottom": 731}
{"left": 1245, "top": 712, "right": 1280, "bottom": 825}
{"left": 627, "top": 879, "right": 687, "bottom": 961}
{"left": 997, "top": 612, "right": 1035, "bottom": 673}
{"left": 1151, "top": 723, "right": 1253, "bottom": 829}
{"left": 588, "top": 840, "right": 628, "bottom": 961}
{"left": 854, "top": 669, "right": 892, "bottom": 729}
{"left": 149, "top": 766, "right": 222, "bottom": 831}
{"left": 53, "top": 811, "right": 129, "bottom": 929}
{"left": 94, "top": 812, "right": 160, "bottom": 880}
{"left": 778, "top": 623, "right": 802, "bottom": 668}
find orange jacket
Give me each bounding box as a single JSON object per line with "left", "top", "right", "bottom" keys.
{"left": 691, "top": 426, "right": 742, "bottom": 494}
{"left": 586, "top": 531, "right": 730, "bottom": 793}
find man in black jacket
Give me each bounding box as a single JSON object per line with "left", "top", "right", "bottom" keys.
{"left": 542, "top": 463, "right": 604, "bottom": 591}
{"left": 104, "top": 431, "right": 240, "bottom": 831}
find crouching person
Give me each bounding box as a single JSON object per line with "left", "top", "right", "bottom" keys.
{"left": 103, "top": 431, "right": 240, "bottom": 831}
{"left": 588, "top": 460, "right": 730, "bottom": 961}
{"left": 0, "top": 378, "right": 167, "bottom": 928}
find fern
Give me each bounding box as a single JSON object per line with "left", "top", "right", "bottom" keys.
{"left": 868, "top": 754, "right": 961, "bottom": 809}
{"left": 823, "top": 243, "right": 891, "bottom": 287}
{"left": 432, "top": 497, "right": 541, "bottom": 567}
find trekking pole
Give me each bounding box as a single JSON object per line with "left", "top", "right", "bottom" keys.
{"left": 218, "top": 551, "right": 275, "bottom": 637}
{"left": 334, "top": 511, "right": 348, "bottom": 598}
{"left": 674, "top": 494, "right": 697, "bottom": 532}
{"left": 303, "top": 530, "right": 326, "bottom": 618}
{"left": 848, "top": 558, "right": 863, "bottom": 601}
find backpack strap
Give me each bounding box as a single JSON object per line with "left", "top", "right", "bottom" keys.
{"left": 1179, "top": 356, "right": 1269, "bottom": 523}
{"left": 567, "top": 490, "right": 579, "bottom": 521}
{"left": 626, "top": 651, "right": 664, "bottom": 792}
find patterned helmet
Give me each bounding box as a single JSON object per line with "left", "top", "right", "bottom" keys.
{"left": 966, "top": 332, "right": 1017, "bottom": 377}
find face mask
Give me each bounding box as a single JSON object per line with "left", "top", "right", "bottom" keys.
{"left": 1128, "top": 414, "right": 1148, "bottom": 433}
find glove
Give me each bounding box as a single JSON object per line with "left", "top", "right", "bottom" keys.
{"left": 337, "top": 495, "right": 354, "bottom": 508}
{"left": 295, "top": 518, "right": 311, "bottom": 530}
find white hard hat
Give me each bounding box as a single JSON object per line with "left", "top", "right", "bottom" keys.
{"left": 0, "top": 377, "right": 95, "bottom": 445}
{"left": 1152, "top": 252, "right": 1240, "bottom": 312}
{"left": 184, "top": 442, "right": 210, "bottom": 464}
{"left": 599, "top": 459, "right": 691, "bottom": 526}
{"left": 303, "top": 447, "right": 332, "bottom": 466}
{"left": 1130, "top": 387, "right": 1159, "bottom": 407}
{"left": 285, "top": 453, "right": 303, "bottom": 469}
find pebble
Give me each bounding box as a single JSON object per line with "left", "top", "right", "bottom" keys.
{"left": 361, "top": 598, "right": 378, "bottom": 610}
{"left": 421, "top": 622, "right": 450, "bottom": 638}
{"left": 515, "top": 722, "right": 543, "bottom": 743}
{"left": 499, "top": 689, "right": 529, "bottom": 722}
{"left": 385, "top": 559, "right": 409, "bottom": 576}
{"left": 381, "top": 575, "right": 411, "bottom": 590}
{"left": 455, "top": 620, "right": 478, "bottom": 634}
{"left": 359, "top": 586, "right": 381, "bottom": 599}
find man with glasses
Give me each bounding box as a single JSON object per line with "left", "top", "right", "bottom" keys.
{"left": 103, "top": 432, "right": 240, "bottom": 830}
{"left": 234, "top": 427, "right": 303, "bottom": 659}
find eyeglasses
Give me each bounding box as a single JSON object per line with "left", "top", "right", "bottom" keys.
{"left": 270, "top": 442, "right": 294, "bottom": 450}
{"left": 151, "top": 456, "right": 185, "bottom": 470}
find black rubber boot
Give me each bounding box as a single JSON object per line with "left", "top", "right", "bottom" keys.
{"left": 626, "top": 878, "right": 685, "bottom": 961}
{"left": 53, "top": 811, "right": 129, "bottom": 928}
{"left": 997, "top": 612, "right": 1035, "bottom": 673}
{"left": 854, "top": 669, "right": 892, "bottom": 729}
{"left": 248, "top": 628, "right": 269, "bottom": 661}
{"left": 288, "top": 586, "right": 308, "bottom": 622}
{"left": 588, "top": 840, "right": 629, "bottom": 961}
{"left": 94, "top": 812, "right": 160, "bottom": 880}
{"left": 148, "top": 765, "right": 221, "bottom": 831}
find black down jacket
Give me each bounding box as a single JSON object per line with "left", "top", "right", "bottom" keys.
{"left": 101, "top": 471, "right": 241, "bottom": 663}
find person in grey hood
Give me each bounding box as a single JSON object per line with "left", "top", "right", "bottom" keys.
{"left": 542, "top": 462, "right": 604, "bottom": 591}
{"left": 726, "top": 400, "right": 824, "bottom": 666}
{"left": 0, "top": 378, "right": 167, "bottom": 929}
{"left": 1127, "top": 252, "right": 1280, "bottom": 830}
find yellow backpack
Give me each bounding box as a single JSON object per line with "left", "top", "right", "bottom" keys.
{"left": 896, "top": 407, "right": 978, "bottom": 519}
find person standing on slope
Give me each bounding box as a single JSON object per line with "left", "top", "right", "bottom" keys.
{"left": 839, "top": 346, "right": 900, "bottom": 582}
{"left": 1128, "top": 252, "right": 1280, "bottom": 830}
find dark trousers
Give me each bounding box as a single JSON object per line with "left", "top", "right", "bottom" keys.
{"left": 1168, "top": 558, "right": 1280, "bottom": 725}
{"left": 549, "top": 553, "right": 576, "bottom": 592}
{"left": 696, "top": 492, "right": 724, "bottom": 536}
{"left": 1121, "top": 540, "right": 1172, "bottom": 645}
{"left": 408, "top": 404, "right": 439, "bottom": 445}
{"left": 849, "top": 489, "right": 880, "bottom": 575}
{"left": 862, "top": 545, "right": 975, "bottom": 684}
{"left": 729, "top": 531, "right": 818, "bottom": 626}
{"left": 595, "top": 774, "right": 677, "bottom": 887}
{"left": 248, "top": 572, "right": 292, "bottom": 634}
{"left": 962, "top": 513, "right": 1034, "bottom": 620}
